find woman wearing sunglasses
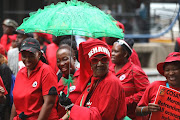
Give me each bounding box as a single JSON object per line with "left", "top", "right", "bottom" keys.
{"left": 109, "top": 39, "right": 150, "bottom": 120}
{"left": 136, "top": 52, "right": 180, "bottom": 120}
{"left": 58, "top": 39, "right": 126, "bottom": 120}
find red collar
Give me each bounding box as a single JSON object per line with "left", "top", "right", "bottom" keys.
{"left": 110, "top": 60, "right": 132, "bottom": 76}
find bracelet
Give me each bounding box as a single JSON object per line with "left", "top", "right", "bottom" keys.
{"left": 141, "top": 107, "right": 145, "bottom": 116}
{"left": 65, "top": 103, "right": 74, "bottom": 110}
{"left": 66, "top": 110, "right": 70, "bottom": 118}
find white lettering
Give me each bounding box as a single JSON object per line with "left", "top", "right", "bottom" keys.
{"left": 88, "top": 46, "right": 110, "bottom": 58}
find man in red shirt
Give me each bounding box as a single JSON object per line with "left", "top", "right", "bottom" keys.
{"left": 0, "top": 18, "right": 18, "bottom": 52}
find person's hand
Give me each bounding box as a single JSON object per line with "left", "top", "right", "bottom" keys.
{"left": 0, "top": 86, "right": 5, "bottom": 98}
{"left": 148, "top": 103, "right": 160, "bottom": 112}
{"left": 59, "top": 91, "right": 74, "bottom": 110}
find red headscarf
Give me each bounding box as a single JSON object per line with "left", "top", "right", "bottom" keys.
{"left": 78, "top": 39, "right": 111, "bottom": 91}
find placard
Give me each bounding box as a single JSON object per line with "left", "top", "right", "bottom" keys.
{"left": 150, "top": 85, "right": 180, "bottom": 120}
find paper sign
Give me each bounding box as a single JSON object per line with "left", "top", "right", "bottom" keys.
{"left": 150, "top": 85, "right": 180, "bottom": 120}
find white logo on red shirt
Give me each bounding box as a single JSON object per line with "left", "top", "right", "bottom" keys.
{"left": 32, "top": 81, "right": 37, "bottom": 87}
{"left": 69, "top": 86, "right": 76, "bottom": 92}
{"left": 119, "top": 74, "right": 126, "bottom": 80}
{"left": 86, "top": 101, "right": 92, "bottom": 106}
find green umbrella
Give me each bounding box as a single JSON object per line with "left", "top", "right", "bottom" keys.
{"left": 17, "top": 0, "right": 124, "bottom": 39}
{"left": 17, "top": 0, "right": 124, "bottom": 95}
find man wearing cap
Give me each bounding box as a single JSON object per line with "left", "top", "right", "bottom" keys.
{"left": 0, "top": 18, "right": 18, "bottom": 52}
{"left": 136, "top": 52, "right": 180, "bottom": 120}
{"left": 7, "top": 30, "right": 33, "bottom": 76}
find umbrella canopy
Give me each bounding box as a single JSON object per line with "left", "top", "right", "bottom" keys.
{"left": 17, "top": 0, "right": 124, "bottom": 39}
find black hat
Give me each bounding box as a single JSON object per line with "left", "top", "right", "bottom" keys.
{"left": 3, "top": 19, "right": 18, "bottom": 29}
{"left": 14, "top": 30, "right": 33, "bottom": 38}
{"left": 20, "top": 38, "right": 40, "bottom": 53}
{"left": 124, "top": 38, "right": 134, "bottom": 48}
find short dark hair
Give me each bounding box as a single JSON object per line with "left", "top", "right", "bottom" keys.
{"left": 59, "top": 38, "right": 78, "bottom": 61}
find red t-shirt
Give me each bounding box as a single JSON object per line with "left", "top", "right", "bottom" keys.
{"left": 70, "top": 72, "right": 127, "bottom": 120}
{"left": 0, "top": 76, "right": 8, "bottom": 95}
{"left": 57, "top": 70, "right": 81, "bottom": 118}
{"left": 109, "top": 60, "right": 150, "bottom": 120}
{"left": 0, "top": 34, "right": 17, "bottom": 52}
{"left": 137, "top": 81, "right": 180, "bottom": 120}
{"left": 13, "top": 61, "right": 58, "bottom": 120}
{"left": 46, "top": 43, "right": 59, "bottom": 73}
{"left": 138, "top": 81, "right": 166, "bottom": 120}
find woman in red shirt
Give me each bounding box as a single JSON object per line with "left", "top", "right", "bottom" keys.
{"left": 56, "top": 44, "right": 81, "bottom": 119}
{"left": 10, "top": 38, "right": 58, "bottom": 120}
{"left": 109, "top": 39, "right": 150, "bottom": 120}
{"left": 136, "top": 52, "right": 180, "bottom": 120}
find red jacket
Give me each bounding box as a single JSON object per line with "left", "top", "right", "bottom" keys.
{"left": 57, "top": 70, "right": 81, "bottom": 118}
{"left": 129, "top": 49, "right": 141, "bottom": 67}
{"left": 46, "top": 43, "right": 59, "bottom": 73}
{"left": 109, "top": 60, "right": 149, "bottom": 120}
{"left": 70, "top": 72, "right": 127, "bottom": 120}
{"left": 0, "top": 34, "right": 16, "bottom": 52}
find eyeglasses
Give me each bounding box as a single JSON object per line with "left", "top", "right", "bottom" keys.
{"left": 90, "top": 56, "right": 109, "bottom": 64}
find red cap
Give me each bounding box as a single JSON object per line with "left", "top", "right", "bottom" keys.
{"left": 78, "top": 39, "right": 111, "bottom": 91}
{"left": 157, "top": 52, "right": 180, "bottom": 76}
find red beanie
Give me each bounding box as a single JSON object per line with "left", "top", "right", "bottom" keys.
{"left": 78, "top": 39, "right": 111, "bottom": 91}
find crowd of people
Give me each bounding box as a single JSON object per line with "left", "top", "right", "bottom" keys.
{"left": 0, "top": 18, "right": 179, "bottom": 120}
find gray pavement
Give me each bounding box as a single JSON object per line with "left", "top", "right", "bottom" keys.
{"left": 142, "top": 68, "right": 166, "bottom": 83}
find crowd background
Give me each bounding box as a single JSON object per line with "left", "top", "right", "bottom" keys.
{"left": 0, "top": 0, "right": 179, "bottom": 68}
{"left": 0, "top": 0, "right": 179, "bottom": 120}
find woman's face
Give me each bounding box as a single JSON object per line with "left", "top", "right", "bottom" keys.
{"left": 21, "top": 50, "right": 41, "bottom": 71}
{"left": 164, "top": 62, "right": 180, "bottom": 87}
{"left": 111, "top": 42, "right": 127, "bottom": 64}
{"left": 90, "top": 54, "right": 109, "bottom": 77}
{"left": 56, "top": 48, "right": 76, "bottom": 77}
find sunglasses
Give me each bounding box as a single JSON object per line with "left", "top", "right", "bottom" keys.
{"left": 90, "top": 56, "right": 109, "bottom": 64}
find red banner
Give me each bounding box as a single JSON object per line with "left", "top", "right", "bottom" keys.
{"left": 150, "top": 85, "right": 180, "bottom": 120}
